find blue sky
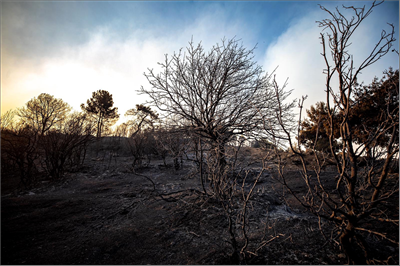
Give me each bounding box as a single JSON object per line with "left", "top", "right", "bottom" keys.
{"left": 2, "top": 0, "right": 399, "bottom": 123}
{"left": 2, "top": 1, "right": 313, "bottom": 58}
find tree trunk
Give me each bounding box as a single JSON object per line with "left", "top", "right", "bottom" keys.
{"left": 339, "top": 221, "right": 366, "bottom": 264}
{"left": 210, "top": 141, "right": 228, "bottom": 196}
{"left": 199, "top": 138, "right": 207, "bottom": 195}
{"left": 227, "top": 212, "right": 240, "bottom": 264}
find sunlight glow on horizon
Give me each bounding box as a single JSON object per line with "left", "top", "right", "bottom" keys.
{"left": 2, "top": 1, "right": 398, "bottom": 126}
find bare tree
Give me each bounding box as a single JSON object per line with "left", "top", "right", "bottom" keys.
{"left": 139, "top": 38, "right": 293, "bottom": 262}
{"left": 1, "top": 109, "right": 16, "bottom": 130}
{"left": 272, "top": 1, "right": 398, "bottom": 264}
{"left": 1, "top": 124, "right": 40, "bottom": 187}
{"left": 17, "top": 93, "right": 71, "bottom": 136}
{"left": 201, "top": 137, "right": 283, "bottom": 263}
{"left": 124, "top": 104, "right": 159, "bottom": 169}
{"left": 127, "top": 131, "right": 151, "bottom": 169}
{"left": 3, "top": 94, "right": 72, "bottom": 186}
{"left": 154, "top": 124, "right": 190, "bottom": 170}
{"left": 140, "top": 38, "right": 287, "bottom": 193}
{"left": 39, "top": 112, "right": 94, "bottom": 179}
{"left": 2, "top": 92, "right": 72, "bottom": 186}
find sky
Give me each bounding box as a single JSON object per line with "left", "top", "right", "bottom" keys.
{"left": 1, "top": 0, "right": 399, "bottom": 125}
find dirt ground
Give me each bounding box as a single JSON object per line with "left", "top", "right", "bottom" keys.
{"left": 1, "top": 147, "right": 398, "bottom": 264}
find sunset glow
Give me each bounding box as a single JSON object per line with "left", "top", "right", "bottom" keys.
{"left": 2, "top": 1, "right": 399, "bottom": 123}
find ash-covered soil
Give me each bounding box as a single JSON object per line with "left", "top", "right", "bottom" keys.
{"left": 1, "top": 150, "right": 397, "bottom": 264}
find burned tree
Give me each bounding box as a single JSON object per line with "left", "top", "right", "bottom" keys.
{"left": 39, "top": 112, "right": 94, "bottom": 179}
{"left": 1, "top": 109, "right": 16, "bottom": 131}
{"left": 140, "top": 38, "right": 285, "bottom": 193}
{"left": 154, "top": 124, "right": 190, "bottom": 170}
{"left": 81, "top": 90, "right": 119, "bottom": 138}
{"left": 2, "top": 94, "right": 71, "bottom": 186}
{"left": 124, "top": 104, "right": 159, "bottom": 169}
{"left": 272, "top": 1, "right": 398, "bottom": 264}
{"left": 140, "top": 38, "right": 292, "bottom": 263}
{"left": 125, "top": 104, "right": 159, "bottom": 137}
{"left": 17, "top": 93, "right": 71, "bottom": 136}
{"left": 1, "top": 124, "right": 40, "bottom": 187}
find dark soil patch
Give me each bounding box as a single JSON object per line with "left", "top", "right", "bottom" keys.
{"left": 1, "top": 151, "right": 398, "bottom": 264}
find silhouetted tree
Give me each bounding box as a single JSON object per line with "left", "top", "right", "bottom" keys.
{"left": 81, "top": 90, "right": 119, "bottom": 138}
{"left": 17, "top": 93, "right": 71, "bottom": 136}
{"left": 39, "top": 112, "right": 94, "bottom": 179}
{"left": 2, "top": 94, "right": 71, "bottom": 186}
{"left": 1, "top": 109, "right": 16, "bottom": 130}
{"left": 125, "top": 104, "right": 159, "bottom": 137}
{"left": 124, "top": 104, "right": 159, "bottom": 169}
{"left": 1, "top": 124, "right": 40, "bottom": 187}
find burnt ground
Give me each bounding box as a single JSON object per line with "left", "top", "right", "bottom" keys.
{"left": 1, "top": 148, "right": 398, "bottom": 264}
